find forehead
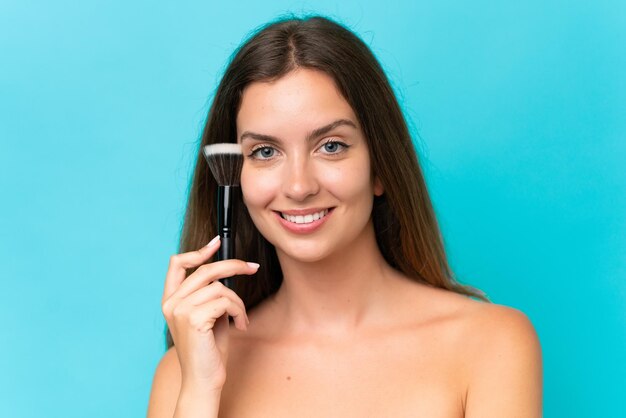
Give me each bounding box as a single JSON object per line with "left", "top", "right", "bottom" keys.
{"left": 236, "top": 69, "right": 358, "bottom": 134}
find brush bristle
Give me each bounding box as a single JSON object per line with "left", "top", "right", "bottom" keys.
{"left": 202, "top": 143, "right": 244, "bottom": 186}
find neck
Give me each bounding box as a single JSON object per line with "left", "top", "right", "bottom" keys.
{"left": 270, "top": 221, "right": 396, "bottom": 335}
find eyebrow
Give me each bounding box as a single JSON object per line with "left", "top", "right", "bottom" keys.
{"left": 239, "top": 118, "right": 357, "bottom": 143}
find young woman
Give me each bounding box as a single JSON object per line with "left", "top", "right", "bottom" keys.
{"left": 148, "top": 16, "right": 542, "bottom": 418}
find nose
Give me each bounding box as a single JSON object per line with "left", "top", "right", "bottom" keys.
{"left": 282, "top": 154, "right": 320, "bottom": 202}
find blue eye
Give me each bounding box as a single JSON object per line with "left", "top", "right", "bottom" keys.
{"left": 250, "top": 146, "right": 276, "bottom": 159}
{"left": 320, "top": 140, "right": 348, "bottom": 154}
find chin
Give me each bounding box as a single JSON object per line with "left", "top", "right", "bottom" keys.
{"left": 276, "top": 242, "right": 333, "bottom": 264}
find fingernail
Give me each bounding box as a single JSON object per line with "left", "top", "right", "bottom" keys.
{"left": 246, "top": 262, "right": 260, "bottom": 269}
{"left": 205, "top": 235, "right": 220, "bottom": 247}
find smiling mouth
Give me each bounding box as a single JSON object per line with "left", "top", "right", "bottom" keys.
{"left": 279, "top": 209, "right": 331, "bottom": 224}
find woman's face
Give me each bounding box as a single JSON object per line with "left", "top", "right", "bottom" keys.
{"left": 237, "top": 69, "right": 383, "bottom": 263}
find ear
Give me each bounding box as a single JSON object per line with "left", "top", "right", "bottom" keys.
{"left": 373, "top": 176, "right": 384, "bottom": 197}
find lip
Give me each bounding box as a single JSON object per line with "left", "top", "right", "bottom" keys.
{"left": 273, "top": 208, "right": 334, "bottom": 234}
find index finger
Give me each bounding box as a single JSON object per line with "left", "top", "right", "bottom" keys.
{"left": 162, "top": 235, "right": 221, "bottom": 303}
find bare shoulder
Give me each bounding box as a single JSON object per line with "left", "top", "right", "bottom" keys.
{"left": 464, "top": 301, "right": 542, "bottom": 364}
{"left": 462, "top": 302, "right": 543, "bottom": 417}
{"left": 394, "top": 280, "right": 542, "bottom": 416}
{"left": 147, "top": 346, "right": 182, "bottom": 418}
{"left": 476, "top": 303, "right": 539, "bottom": 338}
{"left": 399, "top": 280, "right": 540, "bottom": 347}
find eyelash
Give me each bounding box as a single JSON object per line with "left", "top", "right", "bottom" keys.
{"left": 247, "top": 139, "right": 350, "bottom": 160}
{"left": 319, "top": 139, "right": 348, "bottom": 155}
{"left": 248, "top": 145, "right": 277, "bottom": 160}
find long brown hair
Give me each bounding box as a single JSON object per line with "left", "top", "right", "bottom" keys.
{"left": 166, "top": 15, "right": 489, "bottom": 349}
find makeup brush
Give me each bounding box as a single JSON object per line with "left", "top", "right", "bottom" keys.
{"left": 202, "top": 143, "right": 244, "bottom": 289}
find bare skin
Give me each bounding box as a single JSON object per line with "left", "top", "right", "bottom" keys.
{"left": 147, "top": 69, "right": 542, "bottom": 417}
{"left": 149, "top": 271, "right": 542, "bottom": 418}
{"left": 149, "top": 225, "right": 542, "bottom": 418}
{"left": 222, "top": 277, "right": 477, "bottom": 418}
{"left": 219, "top": 243, "right": 542, "bottom": 417}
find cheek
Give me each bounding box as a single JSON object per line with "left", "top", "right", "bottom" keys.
{"left": 240, "top": 165, "right": 279, "bottom": 209}
{"left": 321, "top": 161, "right": 373, "bottom": 200}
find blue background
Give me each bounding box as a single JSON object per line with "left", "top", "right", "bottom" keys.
{"left": 1, "top": 1, "right": 624, "bottom": 416}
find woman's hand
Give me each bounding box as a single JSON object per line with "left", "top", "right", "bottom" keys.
{"left": 161, "top": 236, "right": 259, "bottom": 391}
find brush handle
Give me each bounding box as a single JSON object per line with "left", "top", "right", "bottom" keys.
{"left": 217, "top": 185, "right": 237, "bottom": 289}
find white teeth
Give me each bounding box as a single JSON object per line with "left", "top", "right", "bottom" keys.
{"left": 281, "top": 209, "right": 329, "bottom": 224}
